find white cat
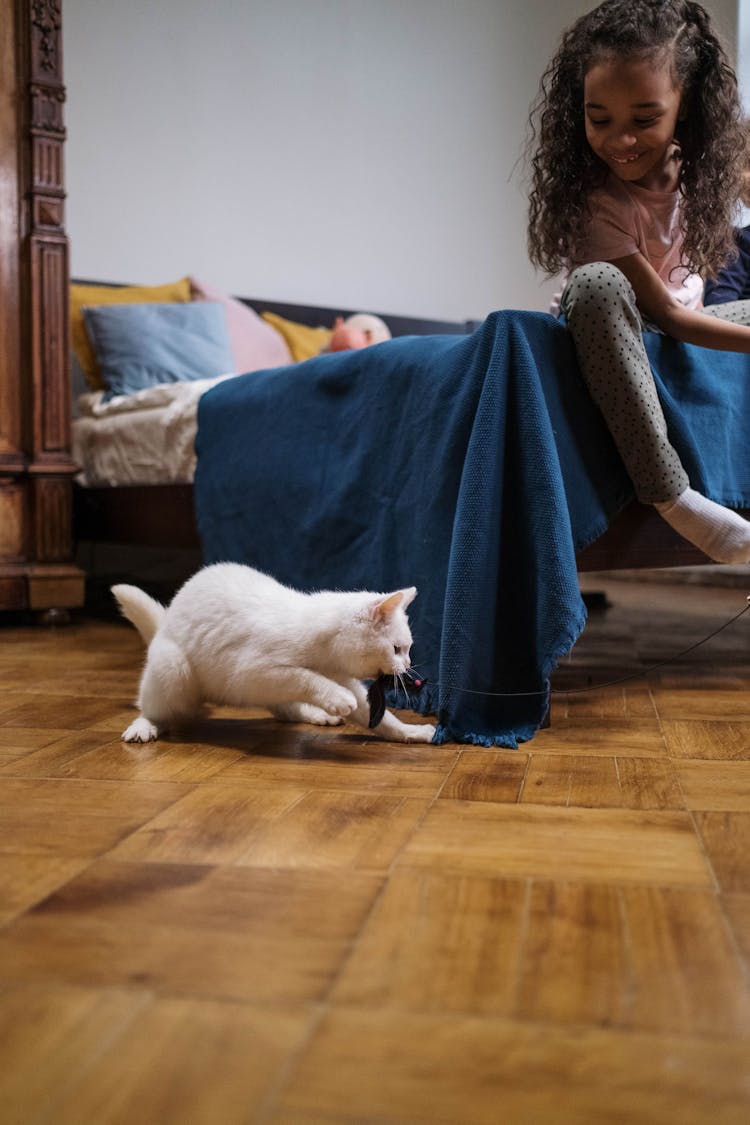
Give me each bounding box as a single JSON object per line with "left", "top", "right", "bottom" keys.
{"left": 112, "top": 563, "right": 436, "bottom": 745}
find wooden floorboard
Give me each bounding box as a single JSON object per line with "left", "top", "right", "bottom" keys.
{"left": 0, "top": 575, "right": 749, "bottom": 1123}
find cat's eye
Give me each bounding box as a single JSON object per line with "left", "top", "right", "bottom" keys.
{"left": 394, "top": 644, "right": 401, "bottom": 654}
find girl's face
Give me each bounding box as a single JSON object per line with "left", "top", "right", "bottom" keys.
{"left": 583, "top": 55, "right": 683, "bottom": 189}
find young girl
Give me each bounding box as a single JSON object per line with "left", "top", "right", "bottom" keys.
{"left": 527, "top": 0, "right": 750, "bottom": 563}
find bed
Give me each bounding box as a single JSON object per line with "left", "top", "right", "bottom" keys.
{"left": 70, "top": 289, "right": 750, "bottom": 747}
{"left": 72, "top": 290, "right": 481, "bottom": 544}
{"left": 72, "top": 290, "right": 738, "bottom": 572}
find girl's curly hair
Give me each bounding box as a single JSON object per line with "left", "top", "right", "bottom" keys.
{"left": 526, "top": 0, "right": 746, "bottom": 278}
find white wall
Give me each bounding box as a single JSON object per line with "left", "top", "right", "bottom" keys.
{"left": 63, "top": 0, "right": 739, "bottom": 322}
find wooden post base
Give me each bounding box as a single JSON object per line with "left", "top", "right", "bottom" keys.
{"left": 0, "top": 563, "right": 85, "bottom": 613}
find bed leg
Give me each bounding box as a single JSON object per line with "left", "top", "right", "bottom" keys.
{"left": 36, "top": 607, "right": 72, "bottom": 627}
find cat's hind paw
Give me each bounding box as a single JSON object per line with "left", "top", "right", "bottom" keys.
{"left": 272, "top": 702, "right": 344, "bottom": 726}
{"left": 122, "top": 716, "right": 160, "bottom": 743}
{"left": 301, "top": 705, "right": 344, "bottom": 726}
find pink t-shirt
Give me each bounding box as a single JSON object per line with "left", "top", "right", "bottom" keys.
{"left": 552, "top": 174, "right": 704, "bottom": 314}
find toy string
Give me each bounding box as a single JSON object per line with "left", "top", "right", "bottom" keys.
{"left": 406, "top": 596, "right": 750, "bottom": 700}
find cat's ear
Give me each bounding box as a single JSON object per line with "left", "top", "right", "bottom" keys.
{"left": 370, "top": 587, "right": 417, "bottom": 621}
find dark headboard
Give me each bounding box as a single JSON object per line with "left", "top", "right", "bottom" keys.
{"left": 72, "top": 281, "right": 480, "bottom": 338}
{"left": 242, "top": 297, "right": 479, "bottom": 337}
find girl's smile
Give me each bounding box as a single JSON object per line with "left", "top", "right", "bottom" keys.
{"left": 583, "top": 55, "right": 683, "bottom": 190}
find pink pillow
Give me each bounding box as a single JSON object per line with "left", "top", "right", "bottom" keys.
{"left": 189, "top": 277, "right": 292, "bottom": 371}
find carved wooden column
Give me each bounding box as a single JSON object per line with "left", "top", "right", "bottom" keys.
{"left": 0, "top": 0, "right": 84, "bottom": 613}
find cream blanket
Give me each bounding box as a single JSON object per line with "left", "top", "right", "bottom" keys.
{"left": 72, "top": 374, "right": 234, "bottom": 486}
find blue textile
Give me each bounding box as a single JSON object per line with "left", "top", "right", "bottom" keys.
{"left": 83, "top": 302, "right": 234, "bottom": 399}
{"left": 194, "top": 310, "right": 750, "bottom": 747}
{"left": 704, "top": 226, "right": 750, "bottom": 305}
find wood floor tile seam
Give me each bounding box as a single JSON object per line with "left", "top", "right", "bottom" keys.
{"left": 1, "top": 826, "right": 716, "bottom": 891}
{"left": 612, "top": 754, "right": 622, "bottom": 794}
{"left": 391, "top": 862, "right": 719, "bottom": 893}
{"left": 0, "top": 977, "right": 345, "bottom": 1027}
{"left": 0, "top": 961, "right": 318, "bottom": 1010}
{"left": 655, "top": 707, "right": 681, "bottom": 762}
{"left": 644, "top": 685, "right": 659, "bottom": 723}
{"left": 402, "top": 797, "right": 705, "bottom": 834}
{"left": 295, "top": 1001, "right": 750, "bottom": 1045}
{"left": 640, "top": 696, "right": 670, "bottom": 755}
{"left": 0, "top": 768, "right": 198, "bottom": 787}
{"left": 684, "top": 807, "right": 723, "bottom": 896}
{"left": 309, "top": 999, "right": 750, "bottom": 1041}
{"left": 0, "top": 856, "right": 222, "bottom": 939}
{"left": 0, "top": 688, "right": 134, "bottom": 697}
{"left": 430, "top": 753, "right": 467, "bottom": 803}
{"left": 5, "top": 982, "right": 750, "bottom": 1050}
{"left": 705, "top": 850, "right": 750, "bottom": 979}
{"left": 33, "top": 854, "right": 219, "bottom": 880}
{"left": 178, "top": 777, "right": 451, "bottom": 798}
{"left": 378, "top": 785, "right": 458, "bottom": 878}
{"left": 252, "top": 1003, "right": 330, "bottom": 1125}
{"left": 190, "top": 778, "right": 452, "bottom": 798}
{"left": 38, "top": 731, "right": 122, "bottom": 760}
{"left": 515, "top": 750, "right": 533, "bottom": 804}
{"left": 0, "top": 774, "right": 197, "bottom": 793}
{"left": 659, "top": 717, "right": 750, "bottom": 727}
{"left": 310, "top": 779, "right": 457, "bottom": 1015}
{"left": 418, "top": 796, "right": 697, "bottom": 820}
{"left": 0, "top": 854, "right": 104, "bottom": 934}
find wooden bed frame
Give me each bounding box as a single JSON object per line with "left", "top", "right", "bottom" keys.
{"left": 76, "top": 472, "right": 733, "bottom": 576}
{"left": 0, "top": 1, "right": 742, "bottom": 621}
{"left": 74, "top": 480, "right": 721, "bottom": 572}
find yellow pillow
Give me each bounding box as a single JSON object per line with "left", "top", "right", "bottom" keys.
{"left": 261, "top": 311, "right": 333, "bottom": 362}
{"left": 71, "top": 278, "right": 192, "bottom": 388}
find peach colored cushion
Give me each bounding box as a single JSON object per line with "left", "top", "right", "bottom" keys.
{"left": 190, "top": 277, "right": 292, "bottom": 371}
{"left": 71, "top": 278, "right": 192, "bottom": 389}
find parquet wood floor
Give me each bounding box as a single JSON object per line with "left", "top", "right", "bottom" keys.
{"left": 1, "top": 575, "right": 748, "bottom": 1124}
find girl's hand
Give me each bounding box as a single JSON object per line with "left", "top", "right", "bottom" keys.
{"left": 611, "top": 253, "right": 750, "bottom": 353}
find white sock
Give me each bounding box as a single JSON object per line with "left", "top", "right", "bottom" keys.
{"left": 655, "top": 488, "right": 750, "bottom": 564}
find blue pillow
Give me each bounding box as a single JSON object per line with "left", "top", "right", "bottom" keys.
{"left": 82, "top": 301, "right": 234, "bottom": 398}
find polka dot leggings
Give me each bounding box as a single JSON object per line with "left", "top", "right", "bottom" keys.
{"left": 560, "top": 262, "right": 750, "bottom": 504}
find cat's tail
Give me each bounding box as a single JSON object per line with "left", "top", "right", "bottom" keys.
{"left": 111, "top": 584, "right": 166, "bottom": 645}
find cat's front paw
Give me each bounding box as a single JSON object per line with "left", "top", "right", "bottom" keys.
{"left": 320, "top": 687, "right": 358, "bottom": 718}
{"left": 122, "top": 716, "right": 160, "bottom": 743}
{"left": 401, "top": 723, "right": 436, "bottom": 744}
